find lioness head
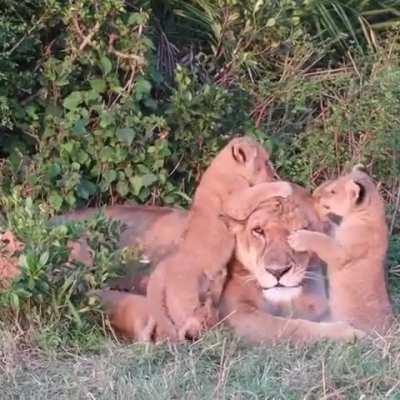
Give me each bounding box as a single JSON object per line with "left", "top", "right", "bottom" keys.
{"left": 223, "top": 185, "right": 323, "bottom": 302}
{"left": 215, "top": 136, "right": 276, "bottom": 185}
{"left": 313, "top": 164, "right": 380, "bottom": 219}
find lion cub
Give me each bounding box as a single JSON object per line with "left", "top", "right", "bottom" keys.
{"left": 147, "top": 137, "right": 292, "bottom": 341}
{"left": 95, "top": 289, "right": 156, "bottom": 342}
{"left": 288, "top": 166, "right": 393, "bottom": 333}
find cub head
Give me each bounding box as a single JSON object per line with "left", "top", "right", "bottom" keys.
{"left": 216, "top": 136, "right": 275, "bottom": 185}
{"left": 222, "top": 185, "right": 323, "bottom": 302}
{"left": 313, "top": 164, "right": 379, "bottom": 219}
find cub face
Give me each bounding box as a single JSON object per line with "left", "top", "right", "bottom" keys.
{"left": 229, "top": 137, "right": 275, "bottom": 185}
{"left": 313, "top": 168, "right": 370, "bottom": 219}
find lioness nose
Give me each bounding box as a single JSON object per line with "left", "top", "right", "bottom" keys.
{"left": 265, "top": 266, "right": 291, "bottom": 280}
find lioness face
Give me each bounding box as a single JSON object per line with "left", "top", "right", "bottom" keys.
{"left": 232, "top": 199, "right": 317, "bottom": 302}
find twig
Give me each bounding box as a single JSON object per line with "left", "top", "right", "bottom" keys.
{"left": 108, "top": 34, "right": 145, "bottom": 64}
{"left": 72, "top": 18, "right": 100, "bottom": 52}
{"left": 390, "top": 181, "right": 400, "bottom": 235}
{"left": 3, "top": 17, "right": 44, "bottom": 56}
{"left": 168, "top": 155, "right": 185, "bottom": 177}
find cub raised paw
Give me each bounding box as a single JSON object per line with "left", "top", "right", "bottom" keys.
{"left": 287, "top": 229, "right": 314, "bottom": 253}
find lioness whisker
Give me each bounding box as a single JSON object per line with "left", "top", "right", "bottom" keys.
{"left": 303, "top": 274, "right": 320, "bottom": 282}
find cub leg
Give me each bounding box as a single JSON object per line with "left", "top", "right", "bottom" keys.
{"left": 95, "top": 290, "right": 157, "bottom": 342}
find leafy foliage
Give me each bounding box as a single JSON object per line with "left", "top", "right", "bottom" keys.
{"left": 0, "top": 192, "right": 125, "bottom": 328}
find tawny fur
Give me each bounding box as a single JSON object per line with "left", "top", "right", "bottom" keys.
{"left": 62, "top": 189, "right": 364, "bottom": 344}
{"left": 146, "top": 136, "right": 292, "bottom": 340}
{"left": 217, "top": 184, "right": 363, "bottom": 344}
{"left": 95, "top": 289, "right": 156, "bottom": 342}
{"left": 288, "top": 166, "right": 393, "bottom": 333}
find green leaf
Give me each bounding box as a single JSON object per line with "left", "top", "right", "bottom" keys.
{"left": 103, "top": 169, "right": 117, "bottom": 183}
{"left": 128, "top": 12, "right": 146, "bottom": 25}
{"left": 100, "top": 56, "right": 112, "bottom": 75}
{"left": 39, "top": 251, "right": 49, "bottom": 267}
{"left": 66, "top": 192, "right": 76, "bottom": 206}
{"left": 63, "top": 92, "right": 83, "bottom": 111}
{"left": 77, "top": 179, "right": 97, "bottom": 200}
{"left": 47, "top": 163, "right": 61, "bottom": 179}
{"left": 76, "top": 150, "right": 89, "bottom": 164}
{"left": 131, "top": 176, "right": 142, "bottom": 195}
{"left": 90, "top": 79, "right": 107, "bottom": 93}
{"left": 9, "top": 292, "right": 20, "bottom": 310}
{"left": 62, "top": 142, "right": 74, "bottom": 153}
{"left": 49, "top": 192, "right": 63, "bottom": 211}
{"left": 85, "top": 90, "right": 100, "bottom": 103}
{"left": 72, "top": 119, "right": 87, "bottom": 135}
{"left": 266, "top": 18, "right": 276, "bottom": 27}
{"left": 116, "top": 180, "right": 129, "bottom": 196}
{"left": 67, "top": 300, "right": 82, "bottom": 327}
{"left": 142, "top": 173, "right": 158, "bottom": 187}
{"left": 116, "top": 127, "right": 136, "bottom": 145}
{"left": 100, "top": 111, "right": 114, "bottom": 128}
{"left": 100, "top": 146, "right": 114, "bottom": 162}
{"left": 135, "top": 77, "right": 152, "bottom": 101}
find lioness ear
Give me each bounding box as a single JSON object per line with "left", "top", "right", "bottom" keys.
{"left": 219, "top": 213, "right": 245, "bottom": 234}
{"left": 312, "top": 179, "right": 333, "bottom": 199}
{"left": 346, "top": 179, "right": 365, "bottom": 205}
{"left": 223, "top": 181, "right": 292, "bottom": 221}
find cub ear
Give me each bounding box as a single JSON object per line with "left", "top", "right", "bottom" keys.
{"left": 346, "top": 179, "right": 365, "bottom": 205}
{"left": 231, "top": 140, "right": 256, "bottom": 165}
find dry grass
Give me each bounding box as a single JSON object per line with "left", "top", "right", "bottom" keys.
{"left": 1, "top": 313, "right": 400, "bottom": 399}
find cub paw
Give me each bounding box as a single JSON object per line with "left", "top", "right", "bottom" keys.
{"left": 287, "top": 230, "right": 311, "bottom": 252}
{"left": 178, "top": 317, "right": 204, "bottom": 341}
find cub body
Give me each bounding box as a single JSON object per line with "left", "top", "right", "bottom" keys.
{"left": 146, "top": 137, "right": 291, "bottom": 340}
{"left": 288, "top": 166, "right": 393, "bottom": 333}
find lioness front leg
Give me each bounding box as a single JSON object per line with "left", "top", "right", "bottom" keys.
{"left": 224, "top": 308, "right": 365, "bottom": 344}
{"left": 288, "top": 230, "right": 349, "bottom": 267}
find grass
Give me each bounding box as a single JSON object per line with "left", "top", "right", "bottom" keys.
{"left": 0, "top": 289, "right": 399, "bottom": 400}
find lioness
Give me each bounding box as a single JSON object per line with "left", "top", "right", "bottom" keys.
{"left": 288, "top": 166, "right": 393, "bottom": 333}
{"left": 92, "top": 186, "right": 363, "bottom": 343}
{"left": 146, "top": 137, "right": 292, "bottom": 340}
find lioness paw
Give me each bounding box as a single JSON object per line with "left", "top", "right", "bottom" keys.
{"left": 287, "top": 230, "right": 312, "bottom": 252}
{"left": 330, "top": 321, "right": 366, "bottom": 342}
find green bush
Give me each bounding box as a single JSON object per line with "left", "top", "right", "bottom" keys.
{"left": 0, "top": 191, "right": 124, "bottom": 328}
{"left": 275, "top": 46, "right": 400, "bottom": 188}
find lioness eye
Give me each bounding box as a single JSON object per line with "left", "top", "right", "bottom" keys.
{"left": 252, "top": 226, "right": 265, "bottom": 237}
